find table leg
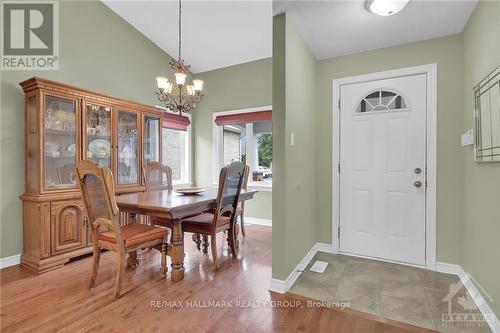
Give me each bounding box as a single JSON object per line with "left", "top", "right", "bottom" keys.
{"left": 170, "top": 220, "right": 184, "bottom": 282}
{"left": 127, "top": 213, "right": 139, "bottom": 269}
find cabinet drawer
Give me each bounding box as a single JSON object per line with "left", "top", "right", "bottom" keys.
{"left": 51, "top": 200, "right": 87, "bottom": 255}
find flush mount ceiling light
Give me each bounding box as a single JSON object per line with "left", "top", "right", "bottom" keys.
{"left": 366, "top": 0, "right": 410, "bottom": 16}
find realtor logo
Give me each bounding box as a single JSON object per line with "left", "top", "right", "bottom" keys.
{"left": 1, "top": 1, "right": 59, "bottom": 70}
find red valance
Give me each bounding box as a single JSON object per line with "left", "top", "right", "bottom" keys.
{"left": 162, "top": 113, "right": 191, "bottom": 131}
{"left": 214, "top": 110, "right": 272, "bottom": 126}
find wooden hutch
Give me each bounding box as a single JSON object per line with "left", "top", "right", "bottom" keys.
{"left": 20, "top": 77, "right": 164, "bottom": 273}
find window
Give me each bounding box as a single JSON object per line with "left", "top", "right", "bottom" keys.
{"left": 159, "top": 110, "right": 191, "bottom": 185}
{"left": 356, "top": 90, "right": 408, "bottom": 113}
{"left": 214, "top": 108, "right": 272, "bottom": 189}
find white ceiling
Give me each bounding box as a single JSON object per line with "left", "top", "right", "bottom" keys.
{"left": 102, "top": 0, "right": 273, "bottom": 74}
{"left": 103, "top": 0, "right": 477, "bottom": 73}
{"left": 276, "top": 0, "right": 478, "bottom": 60}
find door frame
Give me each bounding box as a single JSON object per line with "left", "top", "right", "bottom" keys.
{"left": 331, "top": 64, "right": 437, "bottom": 270}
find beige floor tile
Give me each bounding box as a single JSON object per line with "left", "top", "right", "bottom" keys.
{"left": 289, "top": 275, "right": 336, "bottom": 302}
{"left": 420, "top": 270, "right": 461, "bottom": 291}
{"left": 381, "top": 263, "right": 424, "bottom": 283}
{"left": 334, "top": 279, "right": 381, "bottom": 316}
{"left": 380, "top": 294, "right": 436, "bottom": 330}
{"left": 381, "top": 279, "right": 428, "bottom": 304}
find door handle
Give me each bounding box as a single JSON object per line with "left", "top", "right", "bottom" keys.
{"left": 414, "top": 181, "right": 422, "bottom": 188}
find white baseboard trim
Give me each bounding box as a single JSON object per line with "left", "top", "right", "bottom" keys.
{"left": 0, "top": 254, "right": 21, "bottom": 269}
{"left": 436, "top": 261, "right": 462, "bottom": 275}
{"left": 315, "top": 243, "right": 335, "bottom": 254}
{"left": 437, "top": 261, "right": 499, "bottom": 333}
{"left": 245, "top": 217, "right": 272, "bottom": 227}
{"left": 269, "top": 242, "right": 331, "bottom": 294}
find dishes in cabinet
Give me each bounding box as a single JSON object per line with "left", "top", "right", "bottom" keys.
{"left": 45, "top": 141, "right": 60, "bottom": 157}
{"left": 61, "top": 143, "right": 76, "bottom": 158}
{"left": 88, "top": 139, "right": 110, "bottom": 158}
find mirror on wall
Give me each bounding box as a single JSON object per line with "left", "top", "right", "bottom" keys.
{"left": 474, "top": 64, "right": 500, "bottom": 162}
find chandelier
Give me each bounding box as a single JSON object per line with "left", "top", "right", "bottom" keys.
{"left": 156, "top": 0, "right": 204, "bottom": 115}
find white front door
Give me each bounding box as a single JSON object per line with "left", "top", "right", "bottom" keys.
{"left": 339, "top": 74, "right": 427, "bottom": 266}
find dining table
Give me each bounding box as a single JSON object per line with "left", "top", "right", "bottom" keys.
{"left": 115, "top": 187, "right": 257, "bottom": 282}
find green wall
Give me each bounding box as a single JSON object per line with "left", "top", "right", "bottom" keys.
{"left": 315, "top": 35, "right": 465, "bottom": 264}
{"left": 0, "top": 0, "right": 175, "bottom": 258}
{"left": 193, "top": 58, "right": 272, "bottom": 220}
{"left": 461, "top": 0, "right": 500, "bottom": 317}
{"left": 272, "top": 14, "right": 317, "bottom": 279}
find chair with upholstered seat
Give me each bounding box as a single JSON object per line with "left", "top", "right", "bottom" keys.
{"left": 77, "top": 160, "right": 168, "bottom": 300}
{"left": 182, "top": 161, "right": 246, "bottom": 270}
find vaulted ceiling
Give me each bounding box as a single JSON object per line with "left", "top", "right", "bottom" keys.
{"left": 103, "top": 0, "right": 477, "bottom": 73}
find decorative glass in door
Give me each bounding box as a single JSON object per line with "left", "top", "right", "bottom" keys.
{"left": 144, "top": 115, "right": 160, "bottom": 165}
{"left": 86, "top": 103, "right": 112, "bottom": 168}
{"left": 44, "top": 95, "right": 77, "bottom": 189}
{"left": 117, "top": 111, "right": 138, "bottom": 184}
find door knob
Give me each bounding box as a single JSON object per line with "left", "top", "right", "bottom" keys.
{"left": 414, "top": 181, "right": 422, "bottom": 188}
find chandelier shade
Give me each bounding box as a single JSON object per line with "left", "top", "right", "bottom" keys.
{"left": 155, "top": 0, "right": 204, "bottom": 115}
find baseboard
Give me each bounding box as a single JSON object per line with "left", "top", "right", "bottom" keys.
{"left": 436, "top": 261, "right": 462, "bottom": 275}
{"left": 245, "top": 217, "right": 272, "bottom": 227}
{"left": 315, "top": 243, "right": 335, "bottom": 254}
{"left": 269, "top": 242, "right": 330, "bottom": 294}
{"left": 437, "top": 262, "right": 499, "bottom": 333}
{"left": 0, "top": 254, "right": 21, "bottom": 269}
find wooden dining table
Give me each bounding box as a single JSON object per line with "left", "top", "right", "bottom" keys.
{"left": 115, "top": 187, "right": 257, "bottom": 282}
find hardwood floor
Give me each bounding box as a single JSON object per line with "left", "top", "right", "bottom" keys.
{"left": 1, "top": 224, "right": 436, "bottom": 333}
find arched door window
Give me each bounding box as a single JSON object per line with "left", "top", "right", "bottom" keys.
{"left": 356, "top": 90, "right": 408, "bottom": 113}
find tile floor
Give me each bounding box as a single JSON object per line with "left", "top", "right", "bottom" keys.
{"left": 289, "top": 252, "right": 492, "bottom": 333}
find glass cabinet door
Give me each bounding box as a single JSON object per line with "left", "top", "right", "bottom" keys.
{"left": 85, "top": 102, "right": 112, "bottom": 168}
{"left": 44, "top": 95, "right": 78, "bottom": 189}
{"left": 117, "top": 111, "right": 139, "bottom": 185}
{"left": 143, "top": 115, "right": 160, "bottom": 165}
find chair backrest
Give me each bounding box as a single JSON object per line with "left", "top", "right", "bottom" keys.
{"left": 143, "top": 162, "right": 173, "bottom": 191}
{"left": 242, "top": 165, "right": 250, "bottom": 190}
{"left": 213, "top": 161, "right": 246, "bottom": 227}
{"left": 76, "top": 161, "right": 122, "bottom": 243}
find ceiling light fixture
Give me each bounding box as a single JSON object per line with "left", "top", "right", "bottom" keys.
{"left": 366, "top": 0, "right": 410, "bottom": 16}
{"left": 156, "top": 0, "right": 204, "bottom": 115}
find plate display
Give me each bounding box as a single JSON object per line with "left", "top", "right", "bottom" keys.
{"left": 175, "top": 187, "right": 205, "bottom": 195}
{"left": 88, "top": 139, "right": 110, "bottom": 158}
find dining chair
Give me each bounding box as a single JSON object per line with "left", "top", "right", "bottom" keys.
{"left": 236, "top": 165, "right": 250, "bottom": 237}
{"left": 143, "top": 162, "right": 174, "bottom": 228}
{"left": 181, "top": 161, "right": 247, "bottom": 270}
{"left": 77, "top": 160, "right": 168, "bottom": 300}
{"left": 143, "top": 161, "right": 173, "bottom": 192}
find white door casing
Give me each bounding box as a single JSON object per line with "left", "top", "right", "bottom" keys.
{"left": 332, "top": 64, "right": 437, "bottom": 270}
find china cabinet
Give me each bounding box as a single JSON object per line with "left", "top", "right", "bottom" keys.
{"left": 20, "top": 77, "right": 163, "bottom": 273}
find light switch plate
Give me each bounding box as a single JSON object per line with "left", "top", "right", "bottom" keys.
{"left": 461, "top": 129, "right": 474, "bottom": 147}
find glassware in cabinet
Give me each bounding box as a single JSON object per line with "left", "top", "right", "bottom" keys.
{"left": 44, "top": 95, "right": 78, "bottom": 189}
{"left": 85, "top": 102, "right": 112, "bottom": 168}
{"left": 117, "top": 111, "right": 139, "bottom": 185}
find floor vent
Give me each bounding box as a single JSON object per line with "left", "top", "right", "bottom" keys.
{"left": 309, "top": 260, "right": 328, "bottom": 273}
